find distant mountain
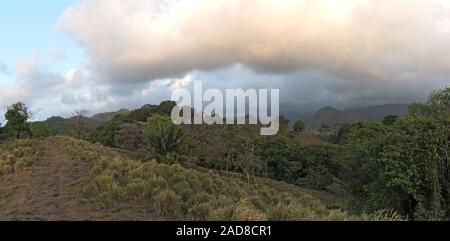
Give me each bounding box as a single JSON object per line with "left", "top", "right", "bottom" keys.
{"left": 306, "top": 104, "right": 410, "bottom": 130}
{"left": 37, "top": 102, "right": 176, "bottom": 135}
{"left": 42, "top": 116, "right": 67, "bottom": 134}
{"left": 39, "top": 108, "right": 131, "bottom": 134}
{"left": 91, "top": 108, "right": 130, "bottom": 123}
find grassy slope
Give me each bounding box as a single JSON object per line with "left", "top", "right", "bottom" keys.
{"left": 0, "top": 137, "right": 399, "bottom": 221}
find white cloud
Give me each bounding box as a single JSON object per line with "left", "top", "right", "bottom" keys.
{"left": 1, "top": 55, "right": 174, "bottom": 121}
{"left": 168, "top": 74, "right": 194, "bottom": 91}
{"left": 46, "top": 49, "right": 66, "bottom": 62}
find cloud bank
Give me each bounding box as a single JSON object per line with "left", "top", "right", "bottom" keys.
{"left": 58, "top": 0, "right": 450, "bottom": 84}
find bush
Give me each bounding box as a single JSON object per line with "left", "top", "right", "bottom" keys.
{"left": 31, "top": 123, "right": 52, "bottom": 138}
{"left": 142, "top": 115, "right": 185, "bottom": 156}
{"left": 95, "top": 175, "right": 114, "bottom": 193}
{"left": 267, "top": 203, "right": 313, "bottom": 221}
{"left": 126, "top": 179, "right": 146, "bottom": 200}
{"left": 304, "top": 166, "right": 333, "bottom": 190}
{"left": 188, "top": 202, "right": 212, "bottom": 220}
{"left": 231, "top": 199, "right": 267, "bottom": 221}
{"left": 154, "top": 189, "right": 182, "bottom": 217}
{"left": 293, "top": 120, "right": 306, "bottom": 133}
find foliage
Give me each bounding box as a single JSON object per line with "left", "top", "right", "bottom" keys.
{"left": 382, "top": 115, "right": 400, "bottom": 126}
{"left": 89, "top": 121, "right": 119, "bottom": 147}
{"left": 4, "top": 102, "right": 32, "bottom": 139}
{"left": 343, "top": 87, "right": 450, "bottom": 220}
{"left": 31, "top": 123, "right": 52, "bottom": 138}
{"left": 293, "top": 120, "right": 306, "bottom": 133}
{"left": 142, "top": 115, "right": 185, "bottom": 156}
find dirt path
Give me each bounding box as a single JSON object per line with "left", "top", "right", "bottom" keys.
{"left": 0, "top": 139, "right": 157, "bottom": 221}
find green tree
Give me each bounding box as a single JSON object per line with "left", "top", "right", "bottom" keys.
{"left": 31, "top": 123, "right": 52, "bottom": 138}
{"left": 344, "top": 87, "right": 450, "bottom": 219}
{"left": 0, "top": 123, "right": 5, "bottom": 140}
{"left": 382, "top": 115, "right": 400, "bottom": 126}
{"left": 142, "top": 115, "right": 185, "bottom": 156}
{"left": 293, "top": 120, "right": 306, "bottom": 133}
{"left": 156, "top": 101, "right": 177, "bottom": 116}
{"left": 410, "top": 87, "right": 450, "bottom": 120}
{"left": 4, "top": 102, "right": 32, "bottom": 139}
{"left": 89, "top": 121, "right": 119, "bottom": 147}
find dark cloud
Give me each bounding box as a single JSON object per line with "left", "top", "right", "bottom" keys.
{"left": 192, "top": 65, "right": 447, "bottom": 114}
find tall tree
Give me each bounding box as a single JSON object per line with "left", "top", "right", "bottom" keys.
{"left": 4, "top": 102, "right": 32, "bottom": 139}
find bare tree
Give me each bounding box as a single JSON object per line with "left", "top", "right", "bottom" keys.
{"left": 71, "top": 109, "right": 90, "bottom": 139}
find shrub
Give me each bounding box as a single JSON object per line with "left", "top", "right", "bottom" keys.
{"left": 142, "top": 115, "right": 185, "bottom": 155}
{"left": 304, "top": 166, "right": 333, "bottom": 190}
{"left": 154, "top": 189, "right": 182, "bottom": 217}
{"left": 231, "top": 199, "right": 267, "bottom": 221}
{"left": 126, "top": 179, "right": 146, "bottom": 200}
{"left": 145, "top": 176, "right": 167, "bottom": 198}
{"left": 31, "top": 123, "right": 52, "bottom": 138}
{"left": 208, "top": 205, "right": 235, "bottom": 221}
{"left": 293, "top": 120, "right": 306, "bottom": 133}
{"left": 267, "top": 203, "right": 315, "bottom": 221}
{"left": 112, "top": 185, "right": 129, "bottom": 201}
{"left": 95, "top": 175, "right": 114, "bottom": 193}
{"left": 14, "top": 159, "right": 26, "bottom": 172}
{"left": 172, "top": 181, "right": 192, "bottom": 201}
{"left": 188, "top": 202, "right": 212, "bottom": 220}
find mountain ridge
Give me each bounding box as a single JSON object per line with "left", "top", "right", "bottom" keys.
{"left": 306, "top": 104, "right": 410, "bottom": 130}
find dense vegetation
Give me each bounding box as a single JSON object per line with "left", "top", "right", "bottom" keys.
{"left": 0, "top": 87, "right": 448, "bottom": 220}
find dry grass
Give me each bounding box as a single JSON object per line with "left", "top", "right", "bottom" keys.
{"left": 0, "top": 139, "right": 41, "bottom": 176}
{"left": 48, "top": 136, "right": 399, "bottom": 221}
{"left": 0, "top": 136, "right": 402, "bottom": 221}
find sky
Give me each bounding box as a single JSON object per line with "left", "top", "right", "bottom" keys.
{"left": 1, "top": 0, "right": 450, "bottom": 122}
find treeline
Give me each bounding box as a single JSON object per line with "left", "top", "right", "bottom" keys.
{"left": 1, "top": 87, "right": 449, "bottom": 220}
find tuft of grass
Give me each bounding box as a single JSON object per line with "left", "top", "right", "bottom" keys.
{"left": 154, "top": 189, "right": 182, "bottom": 217}
{"left": 231, "top": 198, "right": 267, "bottom": 221}
{"left": 0, "top": 139, "right": 41, "bottom": 176}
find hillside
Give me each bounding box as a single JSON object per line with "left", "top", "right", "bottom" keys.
{"left": 306, "top": 104, "right": 409, "bottom": 130}
{"left": 0, "top": 137, "right": 397, "bottom": 221}
{"left": 38, "top": 109, "right": 131, "bottom": 135}
{"left": 91, "top": 108, "right": 131, "bottom": 123}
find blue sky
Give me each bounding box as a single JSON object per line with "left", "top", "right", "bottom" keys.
{"left": 1, "top": 0, "right": 450, "bottom": 122}
{"left": 0, "top": 1, "right": 82, "bottom": 79}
